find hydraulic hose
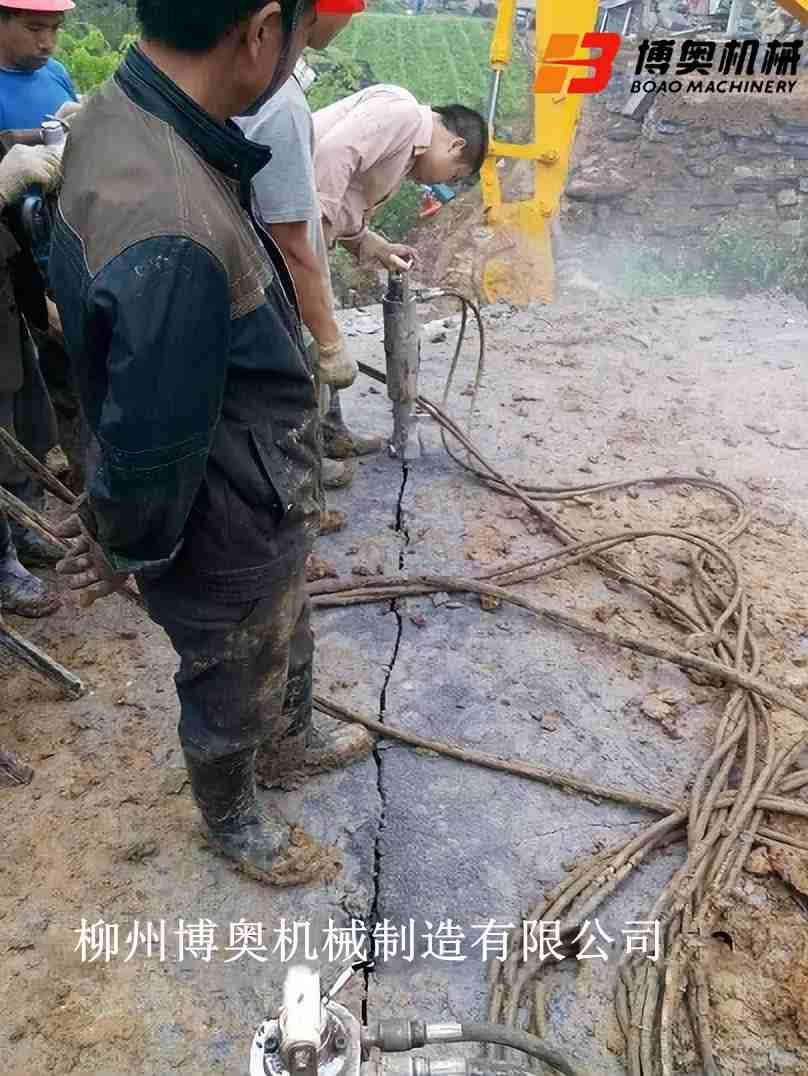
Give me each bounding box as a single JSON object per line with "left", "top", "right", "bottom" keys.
{"left": 452, "top": 1024, "right": 584, "bottom": 1076}
{"left": 337, "top": 292, "right": 802, "bottom": 1073}
{"left": 366, "top": 1020, "right": 584, "bottom": 1076}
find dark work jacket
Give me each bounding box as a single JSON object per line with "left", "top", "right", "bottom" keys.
{"left": 0, "top": 219, "right": 23, "bottom": 395}
{"left": 1, "top": 207, "right": 50, "bottom": 396}
{"left": 49, "top": 47, "right": 322, "bottom": 600}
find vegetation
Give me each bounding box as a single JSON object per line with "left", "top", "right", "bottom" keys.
{"left": 67, "top": 0, "right": 137, "bottom": 50}
{"left": 305, "top": 47, "right": 368, "bottom": 113}
{"left": 60, "top": 5, "right": 532, "bottom": 117}
{"left": 56, "top": 23, "right": 132, "bottom": 92}
{"left": 614, "top": 220, "right": 808, "bottom": 302}
{"left": 372, "top": 180, "right": 423, "bottom": 245}
{"left": 700, "top": 220, "right": 808, "bottom": 297}
{"left": 330, "top": 13, "right": 530, "bottom": 123}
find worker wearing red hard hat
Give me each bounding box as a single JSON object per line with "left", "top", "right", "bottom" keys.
{"left": 316, "top": 0, "right": 366, "bottom": 11}
{"left": 0, "top": 0, "right": 78, "bottom": 130}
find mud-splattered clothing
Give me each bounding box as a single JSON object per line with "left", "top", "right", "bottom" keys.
{"left": 142, "top": 565, "right": 312, "bottom": 763}
{"left": 0, "top": 332, "right": 58, "bottom": 490}
{"left": 50, "top": 46, "right": 322, "bottom": 602}
{"left": 0, "top": 220, "right": 58, "bottom": 496}
{"left": 0, "top": 222, "right": 22, "bottom": 397}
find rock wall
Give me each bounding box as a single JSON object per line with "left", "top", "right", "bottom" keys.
{"left": 565, "top": 41, "right": 808, "bottom": 244}
{"left": 616, "top": 0, "right": 799, "bottom": 35}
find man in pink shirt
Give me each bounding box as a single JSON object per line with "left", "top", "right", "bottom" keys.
{"left": 312, "top": 86, "right": 487, "bottom": 457}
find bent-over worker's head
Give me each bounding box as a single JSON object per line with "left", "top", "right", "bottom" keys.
{"left": 135, "top": 0, "right": 317, "bottom": 117}
{"left": 0, "top": 0, "right": 74, "bottom": 73}
{"left": 411, "top": 104, "right": 488, "bottom": 186}
{"left": 308, "top": 0, "right": 365, "bottom": 51}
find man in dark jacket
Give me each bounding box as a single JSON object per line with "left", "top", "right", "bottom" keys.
{"left": 50, "top": 0, "right": 355, "bottom": 887}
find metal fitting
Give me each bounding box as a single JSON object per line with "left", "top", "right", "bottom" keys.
{"left": 293, "top": 1047, "right": 314, "bottom": 1071}
{"left": 423, "top": 1024, "right": 462, "bottom": 1044}
{"left": 280, "top": 965, "right": 322, "bottom": 1076}
{"left": 363, "top": 1020, "right": 427, "bottom": 1053}
{"left": 41, "top": 120, "right": 67, "bottom": 147}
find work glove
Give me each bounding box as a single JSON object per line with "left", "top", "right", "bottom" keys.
{"left": 54, "top": 99, "right": 83, "bottom": 123}
{"left": 54, "top": 509, "right": 128, "bottom": 609}
{"left": 316, "top": 335, "right": 358, "bottom": 390}
{"left": 0, "top": 144, "right": 62, "bottom": 209}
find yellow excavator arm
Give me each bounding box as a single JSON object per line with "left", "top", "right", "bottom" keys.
{"left": 778, "top": 0, "right": 808, "bottom": 22}
{"left": 480, "top": 0, "right": 600, "bottom": 305}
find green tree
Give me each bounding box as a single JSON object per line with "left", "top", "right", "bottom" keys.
{"left": 305, "top": 47, "right": 366, "bottom": 112}
{"left": 57, "top": 24, "right": 132, "bottom": 93}
{"left": 68, "top": 0, "right": 138, "bottom": 50}
{"left": 372, "top": 181, "right": 422, "bottom": 245}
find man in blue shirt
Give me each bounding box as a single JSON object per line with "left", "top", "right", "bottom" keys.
{"left": 0, "top": 0, "right": 77, "bottom": 130}
{"left": 0, "top": 0, "right": 77, "bottom": 569}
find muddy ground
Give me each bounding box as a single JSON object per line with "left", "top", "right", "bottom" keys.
{"left": 2, "top": 288, "right": 808, "bottom": 1075}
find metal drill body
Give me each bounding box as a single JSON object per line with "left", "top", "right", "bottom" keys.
{"left": 383, "top": 270, "right": 421, "bottom": 461}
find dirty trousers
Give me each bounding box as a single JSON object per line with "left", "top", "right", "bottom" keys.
{"left": 0, "top": 327, "right": 59, "bottom": 490}
{"left": 142, "top": 563, "right": 313, "bottom": 763}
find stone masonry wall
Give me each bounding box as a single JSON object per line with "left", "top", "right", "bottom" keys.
{"left": 564, "top": 41, "right": 808, "bottom": 244}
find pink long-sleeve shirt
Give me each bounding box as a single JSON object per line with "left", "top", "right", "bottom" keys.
{"left": 312, "top": 84, "right": 433, "bottom": 243}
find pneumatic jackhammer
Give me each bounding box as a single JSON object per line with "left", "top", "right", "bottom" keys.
{"left": 0, "top": 117, "right": 68, "bottom": 289}
{"left": 383, "top": 266, "right": 421, "bottom": 462}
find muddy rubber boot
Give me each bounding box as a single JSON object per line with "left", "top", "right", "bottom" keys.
{"left": 44, "top": 445, "right": 70, "bottom": 478}
{"left": 323, "top": 422, "right": 384, "bottom": 460}
{"left": 322, "top": 390, "right": 384, "bottom": 460}
{"left": 256, "top": 661, "right": 375, "bottom": 791}
{"left": 184, "top": 749, "right": 341, "bottom": 887}
{"left": 0, "top": 514, "right": 61, "bottom": 618}
{"left": 9, "top": 520, "right": 62, "bottom": 568}
{"left": 322, "top": 457, "right": 356, "bottom": 490}
{"left": 319, "top": 509, "right": 346, "bottom": 536}
{"left": 257, "top": 718, "right": 376, "bottom": 791}
{"left": 6, "top": 482, "right": 60, "bottom": 568}
{"left": 305, "top": 552, "right": 338, "bottom": 582}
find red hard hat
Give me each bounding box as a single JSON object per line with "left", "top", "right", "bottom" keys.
{"left": 0, "top": 0, "right": 76, "bottom": 10}
{"left": 315, "top": 0, "right": 365, "bottom": 13}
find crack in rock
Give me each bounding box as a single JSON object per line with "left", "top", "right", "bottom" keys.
{"left": 366, "top": 462, "right": 410, "bottom": 1020}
